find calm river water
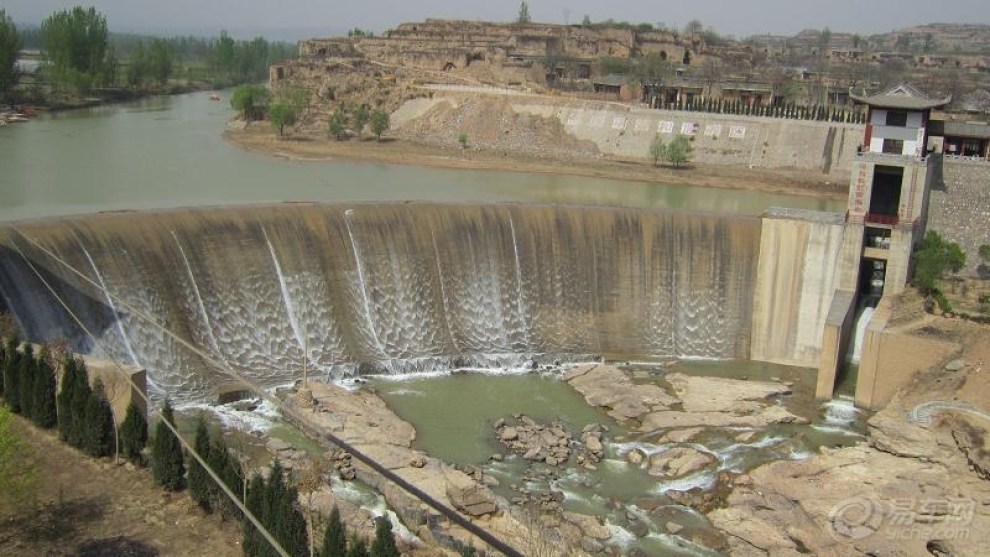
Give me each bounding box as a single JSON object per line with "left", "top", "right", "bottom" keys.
{"left": 0, "top": 91, "right": 841, "bottom": 223}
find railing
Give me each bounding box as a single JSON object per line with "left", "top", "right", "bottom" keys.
{"left": 865, "top": 213, "right": 899, "bottom": 226}
{"left": 855, "top": 147, "right": 928, "bottom": 164}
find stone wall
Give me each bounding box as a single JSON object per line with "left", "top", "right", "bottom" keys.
{"left": 928, "top": 159, "right": 990, "bottom": 276}
{"left": 506, "top": 98, "right": 861, "bottom": 175}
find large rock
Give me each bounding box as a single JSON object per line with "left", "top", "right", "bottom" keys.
{"left": 447, "top": 484, "right": 498, "bottom": 517}
{"left": 648, "top": 447, "right": 715, "bottom": 479}
{"left": 563, "top": 512, "right": 611, "bottom": 540}
{"left": 566, "top": 365, "right": 677, "bottom": 422}
{"left": 641, "top": 405, "right": 806, "bottom": 430}
{"left": 663, "top": 373, "right": 792, "bottom": 413}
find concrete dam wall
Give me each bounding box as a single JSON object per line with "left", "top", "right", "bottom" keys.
{"left": 0, "top": 204, "right": 761, "bottom": 399}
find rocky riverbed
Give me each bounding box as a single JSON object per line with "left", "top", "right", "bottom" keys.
{"left": 250, "top": 319, "right": 990, "bottom": 557}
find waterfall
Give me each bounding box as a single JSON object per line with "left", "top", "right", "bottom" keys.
{"left": 79, "top": 241, "right": 141, "bottom": 367}
{"left": 848, "top": 306, "right": 874, "bottom": 364}
{"left": 0, "top": 203, "right": 761, "bottom": 400}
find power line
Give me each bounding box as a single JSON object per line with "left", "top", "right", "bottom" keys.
{"left": 9, "top": 226, "right": 526, "bottom": 557}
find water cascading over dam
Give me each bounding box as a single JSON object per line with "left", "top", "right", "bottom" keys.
{"left": 0, "top": 203, "right": 760, "bottom": 400}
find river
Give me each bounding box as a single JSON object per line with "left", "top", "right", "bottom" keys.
{"left": 0, "top": 91, "right": 841, "bottom": 223}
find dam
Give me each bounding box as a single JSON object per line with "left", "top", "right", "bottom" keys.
{"left": 0, "top": 204, "right": 762, "bottom": 399}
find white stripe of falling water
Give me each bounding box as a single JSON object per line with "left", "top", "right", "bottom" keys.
{"left": 507, "top": 214, "right": 531, "bottom": 348}
{"left": 343, "top": 209, "right": 387, "bottom": 358}
{"left": 170, "top": 230, "right": 231, "bottom": 369}
{"left": 849, "top": 306, "right": 874, "bottom": 364}
{"left": 79, "top": 242, "right": 142, "bottom": 366}
{"left": 429, "top": 226, "right": 460, "bottom": 354}
{"left": 261, "top": 227, "right": 313, "bottom": 371}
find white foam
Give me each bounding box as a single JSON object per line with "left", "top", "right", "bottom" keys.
{"left": 180, "top": 397, "right": 282, "bottom": 433}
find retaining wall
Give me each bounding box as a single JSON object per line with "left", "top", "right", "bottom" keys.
{"left": 928, "top": 159, "right": 990, "bottom": 276}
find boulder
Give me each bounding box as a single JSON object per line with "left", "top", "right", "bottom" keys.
{"left": 447, "top": 484, "right": 498, "bottom": 517}
{"left": 648, "top": 447, "right": 715, "bottom": 479}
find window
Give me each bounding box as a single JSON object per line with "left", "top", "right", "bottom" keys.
{"left": 882, "top": 138, "right": 904, "bottom": 154}
{"left": 885, "top": 110, "right": 908, "bottom": 127}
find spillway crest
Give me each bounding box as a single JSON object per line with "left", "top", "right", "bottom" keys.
{"left": 0, "top": 204, "right": 760, "bottom": 399}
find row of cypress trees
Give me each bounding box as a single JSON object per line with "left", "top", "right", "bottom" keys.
{"left": 321, "top": 505, "right": 401, "bottom": 557}
{"left": 0, "top": 338, "right": 148, "bottom": 461}
{"left": 2, "top": 336, "right": 403, "bottom": 557}
{"left": 1, "top": 340, "right": 57, "bottom": 430}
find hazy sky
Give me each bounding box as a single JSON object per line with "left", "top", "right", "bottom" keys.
{"left": 5, "top": 0, "right": 990, "bottom": 40}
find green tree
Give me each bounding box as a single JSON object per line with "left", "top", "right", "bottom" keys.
{"left": 188, "top": 414, "right": 213, "bottom": 510}
{"left": 15, "top": 344, "right": 34, "bottom": 417}
{"left": 0, "top": 9, "right": 22, "bottom": 103}
{"left": 581, "top": 14, "right": 592, "bottom": 26}
{"left": 243, "top": 473, "right": 271, "bottom": 557}
{"left": 152, "top": 399, "right": 185, "bottom": 491}
{"left": 149, "top": 38, "right": 174, "bottom": 86}
{"left": 30, "top": 349, "right": 56, "bottom": 429}
{"left": 329, "top": 109, "right": 348, "bottom": 140}
{"left": 370, "top": 516, "right": 399, "bottom": 557}
{"left": 83, "top": 379, "right": 115, "bottom": 458}
{"left": 3, "top": 343, "right": 22, "bottom": 414}
{"left": 269, "top": 102, "right": 297, "bottom": 136}
{"left": 649, "top": 134, "right": 665, "bottom": 166}
{"left": 346, "top": 537, "right": 369, "bottom": 557}
{"left": 321, "top": 505, "right": 347, "bottom": 557}
{"left": 230, "top": 84, "right": 270, "bottom": 121}
{"left": 40, "top": 6, "right": 110, "bottom": 93}
{"left": 207, "top": 436, "right": 244, "bottom": 520}
{"left": 126, "top": 40, "right": 148, "bottom": 87}
{"left": 0, "top": 404, "right": 36, "bottom": 514}
{"left": 369, "top": 110, "right": 390, "bottom": 141}
{"left": 517, "top": 2, "right": 532, "bottom": 24}
{"left": 913, "top": 231, "right": 965, "bottom": 295}
{"left": 663, "top": 134, "right": 693, "bottom": 167}
{"left": 120, "top": 400, "right": 148, "bottom": 464}
{"left": 352, "top": 105, "right": 370, "bottom": 139}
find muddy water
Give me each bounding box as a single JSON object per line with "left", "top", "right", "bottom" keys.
{"left": 373, "top": 362, "right": 866, "bottom": 556}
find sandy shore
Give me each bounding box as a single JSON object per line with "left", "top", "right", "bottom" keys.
{"left": 225, "top": 124, "right": 848, "bottom": 201}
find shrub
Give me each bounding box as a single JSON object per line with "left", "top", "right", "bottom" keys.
{"left": 120, "top": 400, "right": 148, "bottom": 464}
{"left": 152, "top": 399, "right": 185, "bottom": 491}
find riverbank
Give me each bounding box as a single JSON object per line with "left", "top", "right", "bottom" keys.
{"left": 224, "top": 123, "right": 849, "bottom": 201}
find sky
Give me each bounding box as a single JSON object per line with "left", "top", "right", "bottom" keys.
{"left": 5, "top": 0, "right": 990, "bottom": 41}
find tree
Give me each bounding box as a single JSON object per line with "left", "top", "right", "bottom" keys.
{"left": 269, "top": 102, "right": 297, "bottom": 136}
{"left": 581, "top": 14, "right": 592, "bottom": 27}
{"left": 0, "top": 404, "right": 36, "bottom": 514}
{"left": 321, "top": 506, "right": 347, "bottom": 557}
{"left": 120, "top": 400, "right": 148, "bottom": 464}
{"left": 663, "top": 134, "right": 693, "bottom": 167}
{"left": 649, "top": 134, "right": 664, "bottom": 166}
{"left": 230, "top": 84, "right": 270, "bottom": 121}
{"left": 3, "top": 342, "right": 22, "bottom": 414}
{"left": 188, "top": 415, "right": 213, "bottom": 510}
{"left": 30, "top": 349, "right": 56, "bottom": 429}
{"left": 243, "top": 473, "right": 271, "bottom": 557}
{"left": 0, "top": 9, "right": 22, "bottom": 103}
{"left": 352, "top": 105, "right": 370, "bottom": 138}
{"left": 83, "top": 379, "right": 115, "bottom": 457}
{"left": 913, "top": 231, "right": 966, "bottom": 295}
{"left": 126, "top": 40, "right": 148, "bottom": 87}
{"left": 517, "top": 2, "right": 532, "bottom": 24}
{"left": 149, "top": 38, "right": 174, "bottom": 86}
{"left": 152, "top": 399, "right": 185, "bottom": 491}
{"left": 40, "top": 6, "right": 110, "bottom": 93}
{"left": 369, "top": 110, "right": 390, "bottom": 140}
{"left": 684, "top": 20, "right": 703, "bottom": 38}
{"left": 346, "top": 537, "right": 369, "bottom": 557}
{"left": 370, "top": 516, "right": 400, "bottom": 557}
{"left": 329, "top": 109, "right": 348, "bottom": 140}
